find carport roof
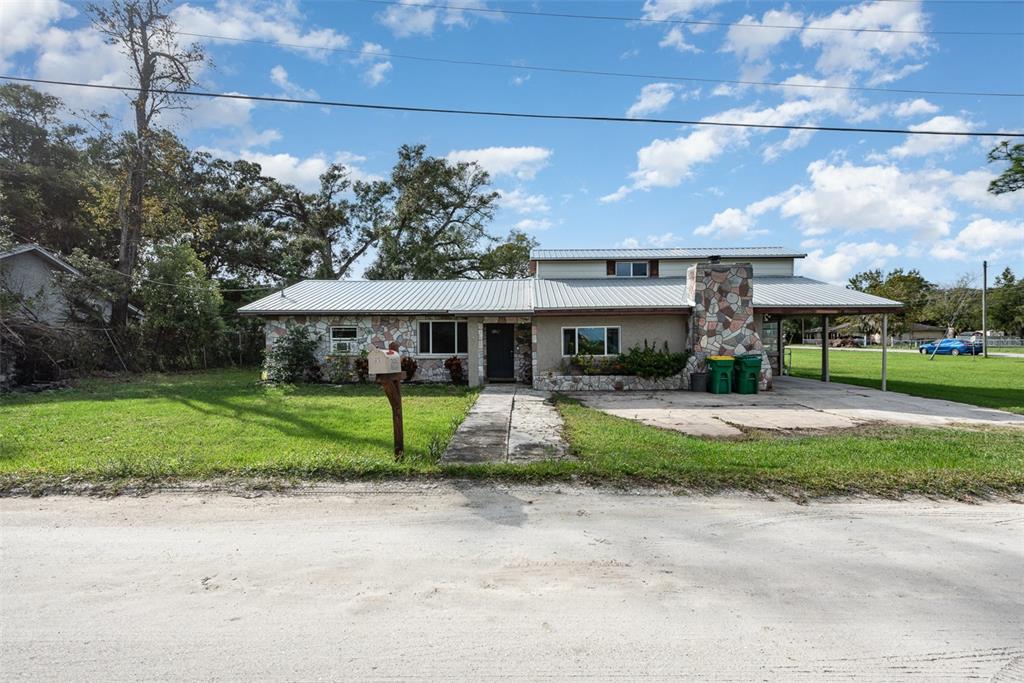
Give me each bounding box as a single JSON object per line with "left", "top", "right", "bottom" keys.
{"left": 237, "top": 275, "right": 902, "bottom": 316}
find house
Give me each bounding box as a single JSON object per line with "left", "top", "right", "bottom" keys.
{"left": 0, "top": 243, "right": 141, "bottom": 324}
{"left": 237, "top": 247, "right": 903, "bottom": 390}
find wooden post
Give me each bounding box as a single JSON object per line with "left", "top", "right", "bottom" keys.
{"left": 821, "top": 315, "right": 830, "bottom": 383}
{"left": 378, "top": 374, "right": 404, "bottom": 458}
{"left": 881, "top": 314, "right": 888, "bottom": 392}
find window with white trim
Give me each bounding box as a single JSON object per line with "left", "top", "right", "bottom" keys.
{"left": 330, "top": 326, "right": 358, "bottom": 354}
{"left": 614, "top": 261, "right": 648, "bottom": 277}
{"left": 562, "top": 326, "right": 621, "bottom": 356}
{"left": 418, "top": 321, "right": 469, "bottom": 355}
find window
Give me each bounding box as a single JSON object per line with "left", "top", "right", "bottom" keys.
{"left": 562, "top": 327, "right": 620, "bottom": 356}
{"left": 614, "top": 261, "right": 648, "bottom": 277}
{"left": 418, "top": 321, "right": 468, "bottom": 355}
{"left": 330, "top": 326, "right": 358, "bottom": 354}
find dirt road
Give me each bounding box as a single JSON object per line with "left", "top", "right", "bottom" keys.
{"left": 2, "top": 485, "right": 1022, "bottom": 680}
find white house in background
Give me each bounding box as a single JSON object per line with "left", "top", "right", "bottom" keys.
{"left": 238, "top": 246, "right": 903, "bottom": 391}
{"left": 0, "top": 243, "right": 140, "bottom": 324}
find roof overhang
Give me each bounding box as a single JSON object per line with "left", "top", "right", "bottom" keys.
{"left": 533, "top": 307, "right": 691, "bottom": 316}
{"left": 756, "top": 305, "right": 904, "bottom": 315}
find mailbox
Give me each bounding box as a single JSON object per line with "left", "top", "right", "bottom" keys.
{"left": 368, "top": 347, "right": 402, "bottom": 375}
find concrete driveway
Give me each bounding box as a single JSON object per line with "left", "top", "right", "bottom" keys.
{"left": 579, "top": 376, "right": 1024, "bottom": 438}
{"left": 2, "top": 486, "right": 1022, "bottom": 680}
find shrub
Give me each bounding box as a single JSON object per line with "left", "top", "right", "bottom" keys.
{"left": 353, "top": 349, "right": 369, "bottom": 383}
{"left": 401, "top": 355, "right": 418, "bottom": 380}
{"left": 444, "top": 356, "right": 466, "bottom": 384}
{"left": 265, "top": 325, "right": 321, "bottom": 383}
{"left": 322, "top": 354, "right": 355, "bottom": 384}
{"left": 619, "top": 340, "right": 690, "bottom": 379}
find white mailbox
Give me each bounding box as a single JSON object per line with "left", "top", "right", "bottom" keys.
{"left": 368, "top": 347, "right": 402, "bottom": 375}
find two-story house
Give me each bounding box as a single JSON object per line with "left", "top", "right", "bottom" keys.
{"left": 238, "top": 247, "right": 903, "bottom": 390}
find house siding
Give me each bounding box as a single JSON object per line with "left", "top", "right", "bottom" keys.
{"left": 535, "top": 257, "right": 795, "bottom": 279}
{"left": 533, "top": 314, "right": 689, "bottom": 375}
{"left": 0, "top": 251, "right": 71, "bottom": 324}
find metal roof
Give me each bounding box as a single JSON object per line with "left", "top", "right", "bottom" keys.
{"left": 533, "top": 278, "right": 689, "bottom": 311}
{"left": 238, "top": 275, "right": 901, "bottom": 316}
{"left": 237, "top": 279, "right": 534, "bottom": 315}
{"left": 751, "top": 277, "right": 902, "bottom": 309}
{"left": 530, "top": 247, "right": 806, "bottom": 260}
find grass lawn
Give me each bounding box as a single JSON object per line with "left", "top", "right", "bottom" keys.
{"left": 1, "top": 370, "right": 478, "bottom": 480}
{"left": 3, "top": 369, "right": 1022, "bottom": 497}
{"left": 787, "top": 348, "right": 1024, "bottom": 415}
{"left": 546, "top": 399, "right": 1024, "bottom": 498}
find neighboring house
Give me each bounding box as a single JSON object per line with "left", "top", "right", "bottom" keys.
{"left": 0, "top": 242, "right": 141, "bottom": 325}
{"left": 238, "top": 247, "right": 903, "bottom": 391}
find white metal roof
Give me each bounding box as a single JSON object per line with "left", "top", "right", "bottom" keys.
{"left": 237, "top": 279, "right": 534, "bottom": 315}
{"left": 751, "top": 277, "right": 902, "bottom": 310}
{"left": 533, "top": 278, "right": 689, "bottom": 311}
{"left": 530, "top": 247, "right": 806, "bottom": 260}
{"left": 238, "top": 275, "right": 902, "bottom": 316}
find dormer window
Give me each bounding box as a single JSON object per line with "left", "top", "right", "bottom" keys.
{"left": 614, "top": 261, "right": 648, "bottom": 277}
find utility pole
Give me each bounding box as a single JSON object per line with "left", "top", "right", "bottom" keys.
{"left": 982, "top": 260, "right": 988, "bottom": 358}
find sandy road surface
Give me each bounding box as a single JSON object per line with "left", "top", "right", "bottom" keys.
{"left": 2, "top": 484, "right": 1022, "bottom": 680}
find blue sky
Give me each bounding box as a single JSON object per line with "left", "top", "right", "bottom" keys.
{"left": 2, "top": 0, "right": 1023, "bottom": 284}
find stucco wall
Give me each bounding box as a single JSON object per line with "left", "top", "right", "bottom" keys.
{"left": 533, "top": 314, "right": 689, "bottom": 374}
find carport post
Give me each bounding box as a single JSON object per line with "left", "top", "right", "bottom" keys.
{"left": 821, "top": 315, "right": 830, "bottom": 382}
{"left": 881, "top": 314, "right": 888, "bottom": 392}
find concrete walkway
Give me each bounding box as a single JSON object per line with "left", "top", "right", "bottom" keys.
{"left": 442, "top": 386, "right": 569, "bottom": 463}
{"left": 581, "top": 376, "right": 1024, "bottom": 438}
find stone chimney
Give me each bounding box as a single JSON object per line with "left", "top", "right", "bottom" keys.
{"left": 684, "top": 262, "right": 772, "bottom": 390}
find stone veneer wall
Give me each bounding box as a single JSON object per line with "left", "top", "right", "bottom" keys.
{"left": 682, "top": 262, "right": 772, "bottom": 391}
{"left": 263, "top": 315, "right": 466, "bottom": 383}
{"left": 534, "top": 373, "right": 686, "bottom": 392}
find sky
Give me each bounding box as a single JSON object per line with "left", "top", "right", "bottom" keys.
{"left": 1, "top": 0, "right": 1023, "bottom": 284}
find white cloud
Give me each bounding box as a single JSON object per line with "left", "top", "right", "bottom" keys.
{"left": 883, "top": 115, "right": 973, "bottom": 159}
{"left": 779, "top": 160, "right": 955, "bottom": 238}
{"left": 0, "top": 0, "right": 75, "bottom": 70}
{"left": 930, "top": 218, "right": 1024, "bottom": 261}
{"left": 659, "top": 27, "right": 702, "bottom": 54}
{"left": 800, "top": 1, "right": 931, "bottom": 78}
{"left": 626, "top": 83, "right": 680, "bottom": 118}
{"left": 200, "top": 150, "right": 379, "bottom": 191}
{"left": 377, "top": 0, "right": 501, "bottom": 38}
{"left": 893, "top": 98, "right": 939, "bottom": 118}
{"left": 446, "top": 146, "right": 552, "bottom": 179}
{"left": 270, "top": 65, "right": 318, "bottom": 98}
{"left": 694, "top": 208, "right": 756, "bottom": 238}
{"left": 724, "top": 9, "right": 803, "bottom": 63}
{"left": 798, "top": 241, "right": 900, "bottom": 283}
{"left": 510, "top": 74, "right": 530, "bottom": 86}
{"left": 172, "top": 1, "right": 350, "bottom": 58}
{"left": 498, "top": 189, "right": 550, "bottom": 214}
{"left": 515, "top": 218, "right": 553, "bottom": 232}
{"left": 351, "top": 42, "right": 393, "bottom": 87}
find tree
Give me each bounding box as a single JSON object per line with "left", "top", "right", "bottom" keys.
{"left": 475, "top": 230, "right": 538, "bottom": 278}
{"left": 988, "top": 141, "right": 1024, "bottom": 195}
{"left": 989, "top": 267, "right": 1024, "bottom": 336}
{"left": 365, "top": 145, "right": 500, "bottom": 279}
{"left": 138, "top": 243, "right": 224, "bottom": 369}
{"left": 923, "top": 274, "right": 981, "bottom": 335}
{"left": 848, "top": 268, "right": 935, "bottom": 338}
{"left": 88, "top": 0, "right": 206, "bottom": 330}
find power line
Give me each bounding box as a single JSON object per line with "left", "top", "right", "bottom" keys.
{"left": 359, "top": 0, "right": 1024, "bottom": 36}
{"left": 5, "top": 76, "right": 1021, "bottom": 137}
{"left": 177, "top": 31, "right": 1024, "bottom": 99}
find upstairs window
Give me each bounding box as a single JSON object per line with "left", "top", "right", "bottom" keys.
{"left": 418, "top": 321, "right": 469, "bottom": 355}
{"left": 330, "top": 326, "right": 358, "bottom": 354}
{"left": 614, "top": 261, "right": 648, "bottom": 277}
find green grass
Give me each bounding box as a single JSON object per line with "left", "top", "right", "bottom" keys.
{"left": 2, "top": 369, "right": 1022, "bottom": 497}
{"left": 547, "top": 398, "right": 1024, "bottom": 497}
{"left": 787, "top": 348, "right": 1024, "bottom": 415}
{"left": 989, "top": 346, "right": 1024, "bottom": 354}
{"left": 1, "top": 370, "right": 478, "bottom": 479}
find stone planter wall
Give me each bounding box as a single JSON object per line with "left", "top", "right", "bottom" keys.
{"left": 534, "top": 373, "right": 687, "bottom": 392}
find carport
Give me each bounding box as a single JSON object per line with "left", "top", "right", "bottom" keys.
{"left": 751, "top": 277, "right": 904, "bottom": 391}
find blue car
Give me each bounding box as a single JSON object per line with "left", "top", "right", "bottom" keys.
{"left": 918, "top": 338, "right": 982, "bottom": 356}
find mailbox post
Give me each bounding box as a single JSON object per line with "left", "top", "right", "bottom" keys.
{"left": 369, "top": 344, "right": 404, "bottom": 459}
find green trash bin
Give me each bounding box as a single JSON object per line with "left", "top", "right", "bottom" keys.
{"left": 733, "top": 353, "right": 762, "bottom": 394}
{"left": 706, "top": 356, "right": 734, "bottom": 394}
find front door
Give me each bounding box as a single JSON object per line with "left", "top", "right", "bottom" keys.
{"left": 485, "top": 324, "right": 516, "bottom": 381}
